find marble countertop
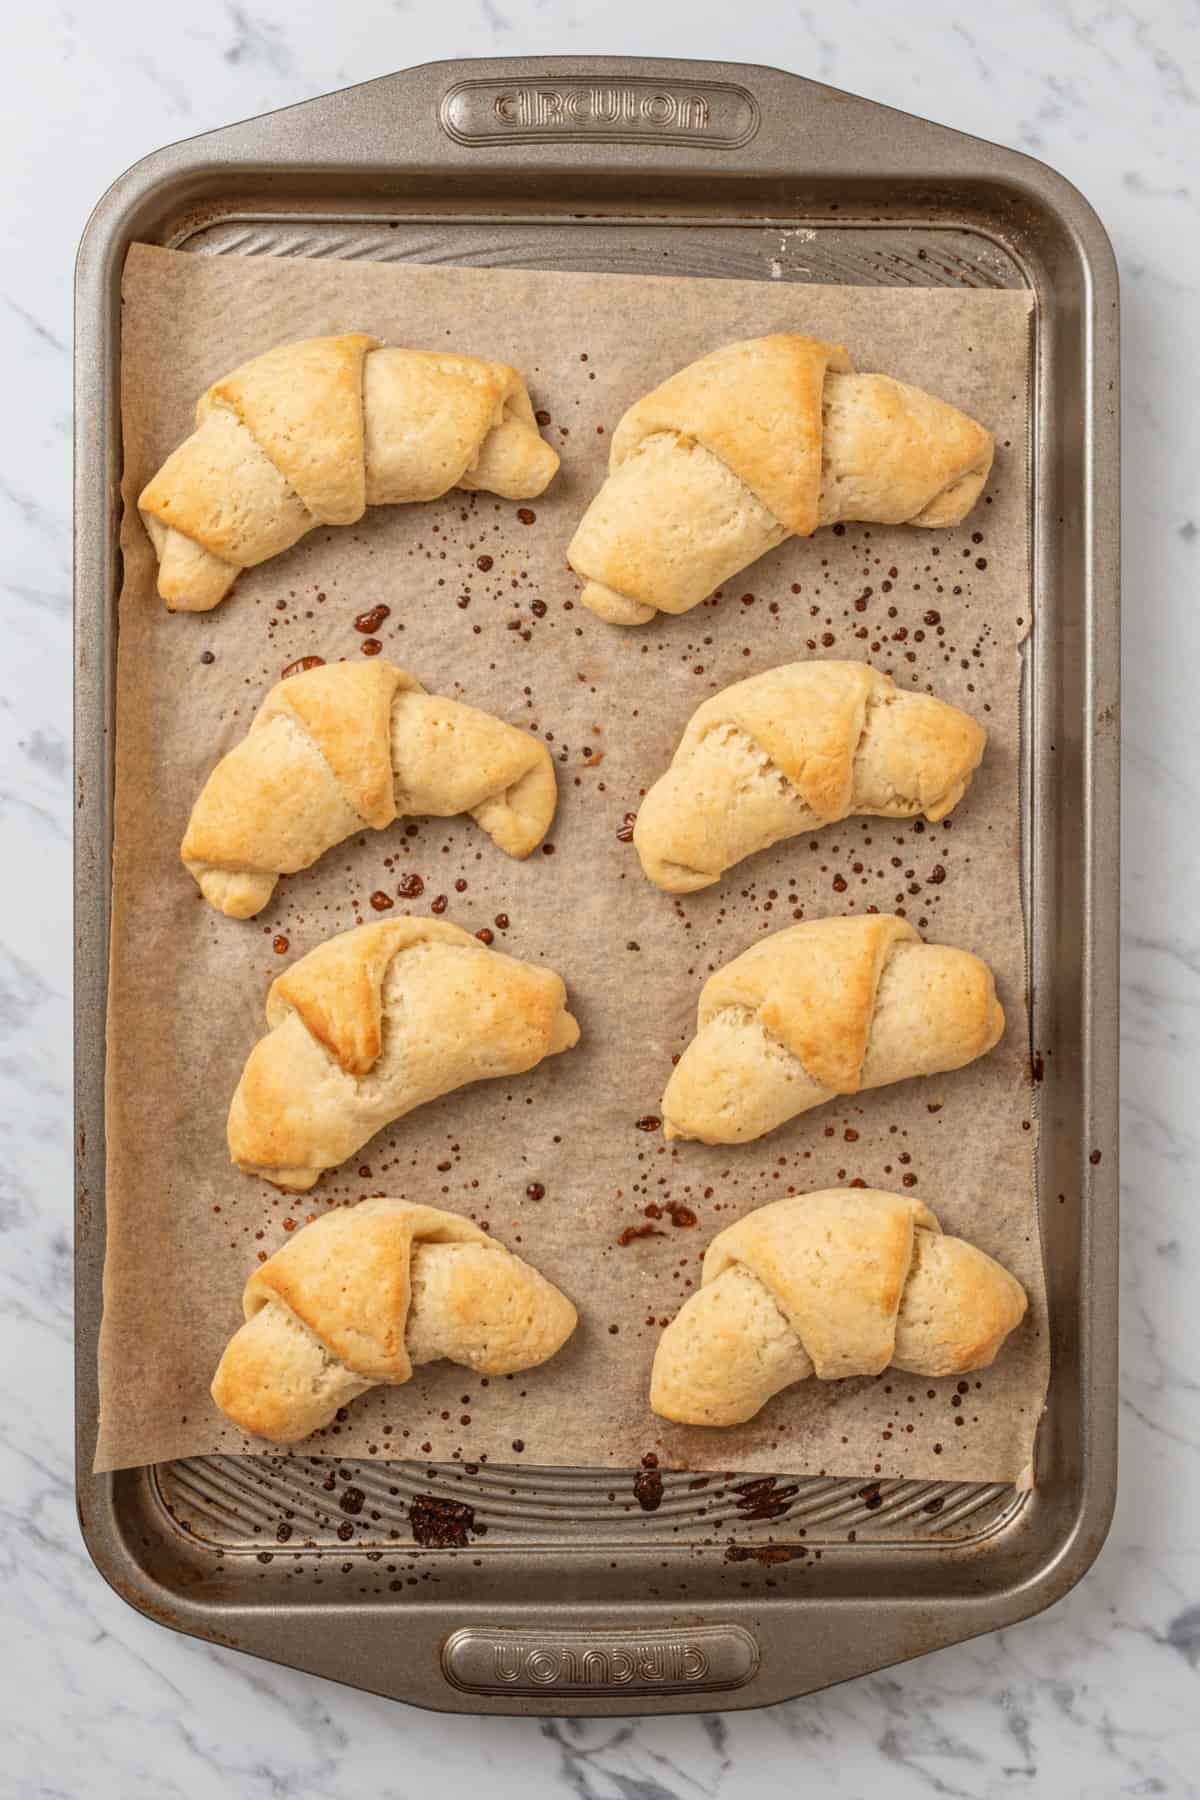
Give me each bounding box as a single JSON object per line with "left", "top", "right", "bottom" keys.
{"left": 7, "top": 0, "right": 1197, "bottom": 1792}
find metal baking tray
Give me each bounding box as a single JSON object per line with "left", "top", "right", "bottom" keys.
{"left": 74, "top": 56, "right": 1119, "bottom": 1714}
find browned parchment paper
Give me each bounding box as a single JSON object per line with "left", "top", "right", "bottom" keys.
{"left": 98, "top": 242, "right": 1044, "bottom": 1479}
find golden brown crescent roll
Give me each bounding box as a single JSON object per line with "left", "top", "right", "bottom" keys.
{"left": 650, "top": 1188, "right": 1027, "bottom": 1425}
{"left": 139, "top": 334, "right": 560, "bottom": 610}
{"left": 183, "top": 659, "right": 557, "bottom": 918}
{"left": 634, "top": 661, "right": 985, "bottom": 892}
{"left": 662, "top": 914, "right": 1003, "bottom": 1144}
{"left": 212, "top": 1198, "right": 577, "bottom": 1444}
{"left": 228, "top": 919, "right": 580, "bottom": 1189}
{"left": 567, "top": 333, "right": 993, "bottom": 625}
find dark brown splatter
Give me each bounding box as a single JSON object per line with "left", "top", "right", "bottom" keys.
{"left": 409, "top": 1494, "right": 480, "bottom": 1548}
{"left": 618, "top": 1223, "right": 665, "bottom": 1246}
{"left": 354, "top": 604, "right": 390, "bottom": 634}
{"left": 724, "top": 1543, "right": 807, "bottom": 1565}
{"left": 732, "top": 1477, "right": 799, "bottom": 1520}
{"left": 633, "top": 1468, "right": 664, "bottom": 1512}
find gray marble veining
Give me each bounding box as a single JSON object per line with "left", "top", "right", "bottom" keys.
{"left": 5, "top": 0, "right": 1199, "bottom": 1792}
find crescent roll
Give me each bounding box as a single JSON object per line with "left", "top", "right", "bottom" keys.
{"left": 228, "top": 919, "right": 580, "bottom": 1189}
{"left": 212, "top": 1198, "right": 577, "bottom": 1444}
{"left": 650, "top": 1188, "right": 1027, "bottom": 1426}
{"left": 634, "top": 660, "right": 986, "bottom": 892}
{"left": 139, "top": 334, "right": 559, "bottom": 610}
{"left": 662, "top": 914, "right": 1003, "bottom": 1144}
{"left": 183, "top": 659, "right": 556, "bottom": 918}
{"left": 567, "top": 333, "right": 993, "bottom": 625}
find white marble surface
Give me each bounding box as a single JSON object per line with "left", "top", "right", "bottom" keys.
{"left": 4, "top": 0, "right": 1197, "bottom": 1791}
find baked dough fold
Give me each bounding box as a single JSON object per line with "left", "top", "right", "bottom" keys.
{"left": 567, "top": 333, "right": 993, "bottom": 625}
{"left": 650, "top": 1188, "right": 1027, "bottom": 1425}
{"left": 634, "top": 660, "right": 985, "bottom": 892}
{"left": 212, "top": 1197, "right": 576, "bottom": 1443}
{"left": 661, "top": 914, "right": 1003, "bottom": 1144}
{"left": 228, "top": 919, "right": 580, "bottom": 1188}
{"left": 140, "top": 335, "right": 559, "bottom": 610}
{"left": 183, "top": 659, "right": 557, "bottom": 918}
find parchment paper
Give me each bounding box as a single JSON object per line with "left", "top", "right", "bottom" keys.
{"left": 98, "top": 241, "right": 1045, "bottom": 1479}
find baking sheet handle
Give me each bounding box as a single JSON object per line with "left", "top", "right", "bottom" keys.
{"left": 97, "top": 54, "right": 1017, "bottom": 198}
{"left": 440, "top": 1624, "right": 761, "bottom": 1704}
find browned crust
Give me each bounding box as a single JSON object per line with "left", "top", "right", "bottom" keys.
{"left": 268, "top": 917, "right": 478, "bottom": 1078}
{"left": 243, "top": 1200, "right": 488, "bottom": 1383}
{"left": 699, "top": 914, "right": 917, "bottom": 1093}
{"left": 608, "top": 333, "right": 852, "bottom": 536}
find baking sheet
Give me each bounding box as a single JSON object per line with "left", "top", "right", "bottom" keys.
{"left": 97, "top": 241, "right": 1043, "bottom": 1479}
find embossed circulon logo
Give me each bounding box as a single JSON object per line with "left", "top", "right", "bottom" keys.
{"left": 439, "top": 78, "right": 760, "bottom": 149}
{"left": 442, "top": 1624, "right": 759, "bottom": 1696}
